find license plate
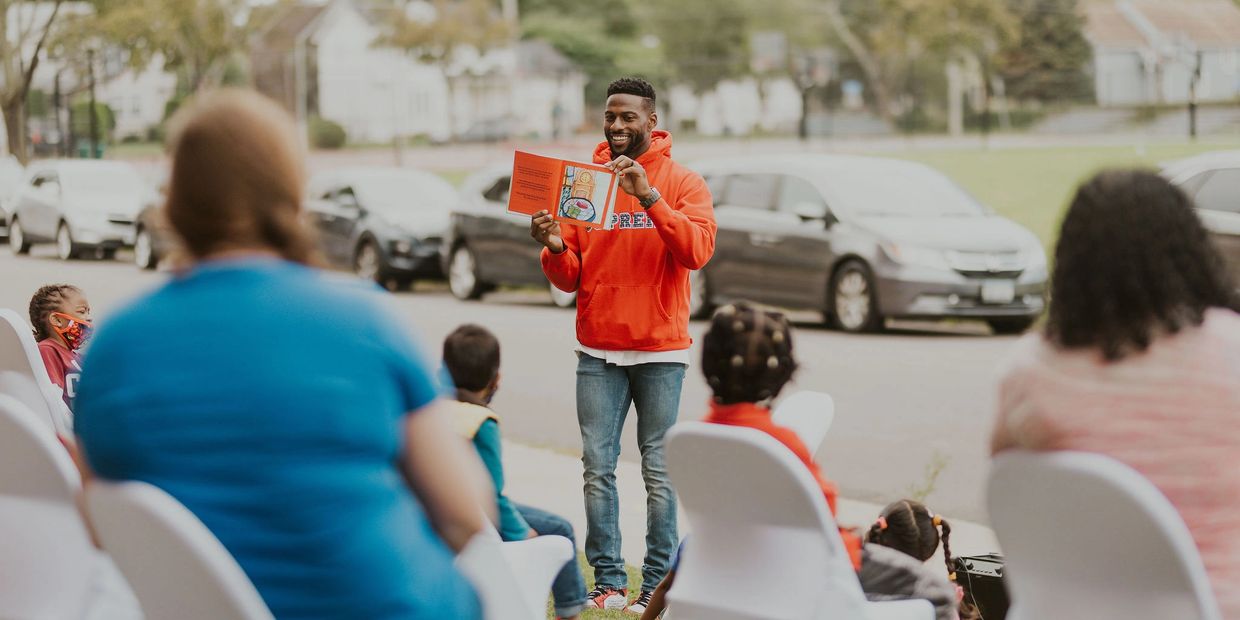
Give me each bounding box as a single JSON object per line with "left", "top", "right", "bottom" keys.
{"left": 981, "top": 279, "right": 1016, "bottom": 304}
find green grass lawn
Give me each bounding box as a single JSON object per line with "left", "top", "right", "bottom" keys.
{"left": 891, "top": 142, "right": 1240, "bottom": 255}
{"left": 545, "top": 552, "right": 644, "bottom": 619}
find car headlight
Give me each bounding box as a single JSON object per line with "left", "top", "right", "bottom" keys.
{"left": 392, "top": 239, "right": 414, "bottom": 256}
{"left": 881, "top": 242, "right": 953, "bottom": 271}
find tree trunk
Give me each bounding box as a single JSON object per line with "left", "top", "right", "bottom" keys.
{"left": 822, "top": 0, "right": 893, "bottom": 122}
{"left": 3, "top": 98, "right": 28, "bottom": 164}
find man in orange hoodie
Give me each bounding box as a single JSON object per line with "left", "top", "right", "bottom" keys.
{"left": 531, "top": 77, "right": 717, "bottom": 614}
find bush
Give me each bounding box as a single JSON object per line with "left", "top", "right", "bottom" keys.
{"left": 309, "top": 116, "right": 347, "bottom": 149}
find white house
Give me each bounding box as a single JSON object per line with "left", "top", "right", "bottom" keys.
{"left": 93, "top": 54, "right": 178, "bottom": 140}
{"left": 252, "top": 0, "right": 586, "bottom": 144}
{"left": 669, "top": 77, "right": 803, "bottom": 138}
{"left": 1086, "top": 0, "right": 1240, "bottom": 106}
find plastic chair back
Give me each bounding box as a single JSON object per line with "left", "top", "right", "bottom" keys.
{"left": 86, "top": 479, "right": 275, "bottom": 620}
{"left": 988, "top": 451, "right": 1222, "bottom": 620}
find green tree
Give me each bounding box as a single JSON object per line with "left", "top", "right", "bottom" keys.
{"left": 1, "top": 0, "right": 65, "bottom": 163}
{"left": 55, "top": 0, "right": 252, "bottom": 93}
{"left": 997, "top": 0, "right": 1092, "bottom": 103}
{"left": 648, "top": 0, "right": 750, "bottom": 94}
{"left": 380, "top": 0, "right": 512, "bottom": 139}
{"left": 779, "top": 0, "right": 1015, "bottom": 123}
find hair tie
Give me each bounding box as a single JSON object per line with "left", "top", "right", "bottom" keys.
{"left": 876, "top": 516, "right": 888, "bottom": 530}
{"left": 731, "top": 354, "right": 744, "bottom": 368}
{"left": 932, "top": 514, "right": 942, "bottom": 527}
{"left": 948, "top": 571, "right": 957, "bottom": 582}
{"left": 766, "top": 355, "right": 779, "bottom": 369}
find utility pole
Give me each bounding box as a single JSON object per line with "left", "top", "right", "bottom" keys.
{"left": 53, "top": 70, "right": 64, "bottom": 157}
{"left": 87, "top": 48, "right": 99, "bottom": 159}
{"left": 1188, "top": 50, "right": 1202, "bottom": 140}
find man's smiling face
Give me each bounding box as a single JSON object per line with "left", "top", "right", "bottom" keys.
{"left": 604, "top": 93, "right": 656, "bottom": 160}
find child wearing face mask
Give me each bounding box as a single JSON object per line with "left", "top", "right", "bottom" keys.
{"left": 29, "top": 284, "right": 92, "bottom": 412}
{"left": 442, "top": 324, "right": 588, "bottom": 620}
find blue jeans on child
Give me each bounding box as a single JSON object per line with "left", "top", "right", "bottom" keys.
{"left": 511, "top": 503, "right": 587, "bottom": 618}
{"left": 576, "top": 352, "right": 685, "bottom": 593}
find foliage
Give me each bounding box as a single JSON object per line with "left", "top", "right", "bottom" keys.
{"left": 380, "top": 0, "right": 511, "bottom": 64}
{"left": 647, "top": 0, "right": 751, "bottom": 94}
{"left": 997, "top": 0, "right": 1092, "bottom": 103}
{"left": 308, "top": 116, "right": 346, "bottom": 149}
{"left": 904, "top": 451, "right": 950, "bottom": 502}
{"left": 69, "top": 99, "right": 115, "bottom": 141}
{"left": 53, "top": 0, "right": 252, "bottom": 93}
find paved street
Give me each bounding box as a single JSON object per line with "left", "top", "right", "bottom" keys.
{"left": 1, "top": 247, "right": 1019, "bottom": 522}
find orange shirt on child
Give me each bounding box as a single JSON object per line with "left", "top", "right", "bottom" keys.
{"left": 703, "top": 400, "right": 863, "bottom": 570}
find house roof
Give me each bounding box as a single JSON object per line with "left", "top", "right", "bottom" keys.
{"left": 1083, "top": 2, "right": 1146, "bottom": 49}
{"left": 1129, "top": 0, "right": 1240, "bottom": 48}
{"left": 253, "top": 2, "right": 330, "bottom": 53}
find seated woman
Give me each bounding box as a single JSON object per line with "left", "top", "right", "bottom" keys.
{"left": 991, "top": 169, "right": 1240, "bottom": 617}
{"left": 73, "top": 90, "right": 492, "bottom": 620}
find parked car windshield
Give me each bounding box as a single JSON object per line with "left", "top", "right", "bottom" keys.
{"left": 829, "top": 166, "right": 987, "bottom": 217}
{"left": 355, "top": 172, "right": 457, "bottom": 211}
{"left": 64, "top": 164, "right": 145, "bottom": 195}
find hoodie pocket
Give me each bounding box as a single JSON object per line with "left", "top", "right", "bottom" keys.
{"left": 580, "top": 284, "right": 675, "bottom": 348}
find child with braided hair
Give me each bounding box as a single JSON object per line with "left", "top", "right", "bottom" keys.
{"left": 29, "top": 284, "right": 92, "bottom": 412}
{"left": 859, "top": 499, "right": 977, "bottom": 620}
{"left": 699, "top": 301, "right": 863, "bottom": 567}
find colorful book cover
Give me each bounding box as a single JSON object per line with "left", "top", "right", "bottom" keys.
{"left": 507, "top": 150, "right": 619, "bottom": 229}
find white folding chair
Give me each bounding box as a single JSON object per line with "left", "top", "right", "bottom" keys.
{"left": 86, "top": 479, "right": 275, "bottom": 620}
{"left": 456, "top": 530, "right": 575, "bottom": 620}
{"left": 0, "top": 307, "right": 73, "bottom": 435}
{"left": 988, "top": 451, "right": 1223, "bottom": 620}
{"left": 0, "top": 394, "right": 98, "bottom": 619}
{"left": 665, "top": 422, "right": 933, "bottom": 620}
{"left": 772, "top": 390, "right": 835, "bottom": 452}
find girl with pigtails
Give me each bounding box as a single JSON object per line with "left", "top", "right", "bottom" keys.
{"left": 859, "top": 499, "right": 979, "bottom": 620}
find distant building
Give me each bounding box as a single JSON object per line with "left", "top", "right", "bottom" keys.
{"left": 1085, "top": 0, "right": 1240, "bottom": 106}
{"left": 251, "top": 0, "right": 586, "bottom": 144}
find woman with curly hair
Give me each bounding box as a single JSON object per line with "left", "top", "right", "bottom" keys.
{"left": 991, "top": 169, "right": 1240, "bottom": 616}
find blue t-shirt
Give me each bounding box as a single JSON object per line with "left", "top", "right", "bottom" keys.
{"left": 75, "top": 258, "right": 480, "bottom": 620}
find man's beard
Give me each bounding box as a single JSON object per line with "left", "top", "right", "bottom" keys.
{"left": 606, "top": 130, "right": 648, "bottom": 159}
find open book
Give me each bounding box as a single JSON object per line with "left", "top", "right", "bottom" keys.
{"left": 507, "top": 150, "right": 619, "bottom": 229}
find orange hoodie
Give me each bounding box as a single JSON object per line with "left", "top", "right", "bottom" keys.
{"left": 541, "top": 131, "right": 717, "bottom": 351}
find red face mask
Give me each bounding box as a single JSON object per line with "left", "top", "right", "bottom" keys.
{"left": 51, "top": 312, "right": 93, "bottom": 351}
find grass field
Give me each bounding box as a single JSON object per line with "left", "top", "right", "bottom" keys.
{"left": 892, "top": 142, "right": 1240, "bottom": 255}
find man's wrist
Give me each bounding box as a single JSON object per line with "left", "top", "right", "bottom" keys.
{"left": 639, "top": 187, "right": 661, "bottom": 209}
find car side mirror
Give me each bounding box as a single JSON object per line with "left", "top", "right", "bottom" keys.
{"left": 336, "top": 194, "right": 362, "bottom": 213}
{"left": 793, "top": 202, "right": 833, "bottom": 226}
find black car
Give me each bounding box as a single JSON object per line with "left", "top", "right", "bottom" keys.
{"left": 443, "top": 163, "right": 577, "bottom": 307}
{"left": 307, "top": 167, "right": 454, "bottom": 290}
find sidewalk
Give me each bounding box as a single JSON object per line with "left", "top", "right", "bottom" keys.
{"left": 503, "top": 439, "right": 999, "bottom": 577}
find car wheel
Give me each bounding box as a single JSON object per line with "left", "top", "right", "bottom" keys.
{"left": 548, "top": 283, "right": 577, "bottom": 308}
{"left": 988, "top": 317, "right": 1035, "bottom": 335}
{"left": 829, "top": 260, "right": 883, "bottom": 333}
{"left": 56, "top": 222, "right": 80, "bottom": 261}
{"left": 9, "top": 218, "right": 30, "bottom": 254}
{"left": 448, "top": 244, "right": 485, "bottom": 300}
{"left": 134, "top": 226, "right": 159, "bottom": 270}
{"left": 353, "top": 239, "right": 382, "bottom": 284}
{"left": 688, "top": 269, "right": 715, "bottom": 319}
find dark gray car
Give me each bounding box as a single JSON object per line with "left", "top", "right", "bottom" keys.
{"left": 307, "top": 167, "right": 453, "bottom": 291}
{"left": 443, "top": 163, "right": 577, "bottom": 307}
{"left": 1160, "top": 151, "right": 1240, "bottom": 288}
{"left": 692, "top": 154, "right": 1048, "bottom": 333}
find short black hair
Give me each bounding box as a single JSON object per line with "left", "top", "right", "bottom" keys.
{"left": 443, "top": 324, "right": 500, "bottom": 392}
{"left": 607, "top": 77, "right": 656, "bottom": 113}
{"left": 1046, "top": 169, "right": 1237, "bottom": 361}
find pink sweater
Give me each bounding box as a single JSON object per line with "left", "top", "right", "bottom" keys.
{"left": 992, "top": 309, "right": 1240, "bottom": 618}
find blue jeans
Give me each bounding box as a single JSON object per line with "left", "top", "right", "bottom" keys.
{"left": 509, "top": 504, "right": 587, "bottom": 618}
{"left": 576, "top": 352, "right": 685, "bottom": 593}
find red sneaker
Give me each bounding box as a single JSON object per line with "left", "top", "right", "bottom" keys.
{"left": 584, "top": 585, "right": 628, "bottom": 610}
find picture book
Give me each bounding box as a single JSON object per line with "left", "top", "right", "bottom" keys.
{"left": 507, "top": 150, "right": 619, "bottom": 229}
